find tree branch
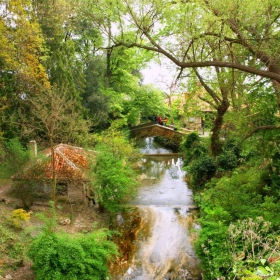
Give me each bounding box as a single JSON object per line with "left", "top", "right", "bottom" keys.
{"left": 240, "top": 125, "right": 280, "bottom": 144}
{"left": 109, "top": 41, "right": 280, "bottom": 82}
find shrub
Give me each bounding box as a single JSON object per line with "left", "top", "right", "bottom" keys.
{"left": 223, "top": 139, "right": 242, "bottom": 158}
{"left": 187, "top": 155, "right": 217, "bottom": 189}
{"left": 93, "top": 150, "right": 137, "bottom": 213}
{"left": 196, "top": 170, "right": 263, "bottom": 221}
{"left": 28, "top": 205, "right": 119, "bottom": 280}
{"left": 216, "top": 150, "right": 238, "bottom": 171}
{"left": 228, "top": 217, "right": 280, "bottom": 279}
{"left": 195, "top": 217, "right": 231, "bottom": 279}
{"left": 11, "top": 209, "right": 31, "bottom": 229}
{"left": 182, "top": 132, "right": 200, "bottom": 150}
{"left": 91, "top": 129, "right": 138, "bottom": 213}
{"left": 28, "top": 229, "right": 119, "bottom": 280}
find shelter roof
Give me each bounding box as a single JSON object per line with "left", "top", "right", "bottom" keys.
{"left": 13, "top": 143, "right": 96, "bottom": 182}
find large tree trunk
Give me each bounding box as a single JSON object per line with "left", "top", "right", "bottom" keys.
{"left": 210, "top": 100, "right": 230, "bottom": 156}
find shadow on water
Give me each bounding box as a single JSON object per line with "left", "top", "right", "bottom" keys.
{"left": 110, "top": 137, "right": 201, "bottom": 280}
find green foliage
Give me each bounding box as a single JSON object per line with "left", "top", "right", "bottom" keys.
{"left": 181, "top": 132, "right": 217, "bottom": 189}
{"left": 91, "top": 127, "right": 138, "bottom": 213}
{"left": 0, "top": 138, "right": 30, "bottom": 179}
{"left": 181, "top": 132, "right": 208, "bottom": 166}
{"left": 259, "top": 196, "right": 280, "bottom": 227}
{"left": 0, "top": 223, "right": 27, "bottom": 271}
{"left": 94, "top": 150, "right": 137, "bottom": 213}
{"left": 187, "top": 155, "right": 217, "bottom": 189}
{"left": 28, "top": 229, "right": 119, "bottom": 280}
{"left": 194, "top": 159, "right": 280, "bottom": 279}
{"left": 223, "top": 139, "right": 242, "bottom": 159}
{"left": 195, "top": 217, "right": 231, "bottom": 279}
{"left": 215, "top": 139, "right": 242, "bottom": 172}
{"left": 82, "top": 57, "right": 110, "bottom": 128}
{"left": 197, "top": 168, "right": 265, "bottom": 221}
{"left": 182, "top": 132, "right": 200, "bottom": 150}
{"left": 196, "top": 216, "right": 280, "bottom": 279}
{"left": 216, "top": 150, "right": 238, "bottom": 171}
{"left": 124, "top": 85, "right": 168, "bottom": 126}
{"left": 28, "top": 202, "right": 119, "bottom": 280}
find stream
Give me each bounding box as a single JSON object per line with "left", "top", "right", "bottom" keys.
{"left": 113, "top": 137, "right": 201, "bottom": 280}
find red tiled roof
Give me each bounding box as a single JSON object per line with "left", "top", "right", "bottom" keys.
{"left": 13, "top": 144, "right": 96, "bottom": 181}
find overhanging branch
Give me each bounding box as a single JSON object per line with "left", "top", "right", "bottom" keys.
{"left": 109, "top": 42, "right": 280, "bottom": 83}
{"left": 240, "top": 125, "right": 280, "bottom": 144}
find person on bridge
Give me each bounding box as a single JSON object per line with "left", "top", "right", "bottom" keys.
{"left": 158, "top": 115, "right": 163, "bottom": 125}
{"left": 163, "top": 117, "right": 168, "bottom": 126}
{"left": 154, "top": 115, "right": 158, "bottom": 124}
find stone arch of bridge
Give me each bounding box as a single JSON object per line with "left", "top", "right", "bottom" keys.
{"left": 130, "top": 123, "right": 188, "bottom": 145}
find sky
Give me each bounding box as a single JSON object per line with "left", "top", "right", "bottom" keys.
{"left": 141, "top": 60, "right": 178, "bottom": 92}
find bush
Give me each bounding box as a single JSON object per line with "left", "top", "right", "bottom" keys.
{"left": 27, "top": 202, "right": 119, "bottom": 279}
{"left": 195, "top": 217, "right": 231, "bottom": 279}
{"left": 216, "top": 151, "right": 238, "bottom": 171}
{"left": 228, "top": 217, "right": 280, "bottom": 279}
{"left": 196, "top": 216, "right": 280, "bottom": 279}
{"left": 182, "top": 132, "right": 200, "bottom": 150}
{"left": 93, "top": 150, "right": 137, "bottom": 213}
{"left": 182, "top": 132, "right": 208, "bottom": 166}
{"left": 196, "top": 170, "right": 263, "bottom": 221}
{"left": 187, "top": 155, "right": 217, "bottom": 189}
{"left": 28, "top": 229, "right": 119, "bottom": 280}
{"left": 91, "top": 129, "right": 138, "bottom": 213}
{"left": 11, "top": 209, "right": 31, "bottom": 229}
{"left": 223, "top": 139, "right": 242, "bottom": 159}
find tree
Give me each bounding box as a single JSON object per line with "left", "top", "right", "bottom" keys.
{"left": 92, "top": 0, "right": 280, "bottom": 135}
{"left": 0, "top": 0, "right": 50, "bottom": 139}
{"left": 91, "top": 127, "right": 139, "bottom": 213}
{"left": 32, "top": 0, "right": 86, "bottom": 97}
{"left": 108, "top": 0, "right": 279, "bottom": 82}
{"left": 0, "top": 138, "right": 30, "bottom": 180}
{"left": 26, "top": 86, "right": 90, "bottom": 201}
{"left": 82, "top": 57, "right": 111, "bottom": 129}
{"left": 123, "top": 84, "right": 168, "bottom": 125}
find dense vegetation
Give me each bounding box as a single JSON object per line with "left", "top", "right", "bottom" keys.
{"left": 1, "top": 0, "right": 280, "bottom": 279}
{"left": 180, "top": 132, "right": 280, "bottom": 278}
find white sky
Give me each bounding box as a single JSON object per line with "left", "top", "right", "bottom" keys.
{"left": 141, "top": 61, "right": 178, "bottom": 92}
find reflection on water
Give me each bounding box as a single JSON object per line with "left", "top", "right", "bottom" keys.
{"left": 116, "top": 137, "right": 201, "bottom": 280}
{"left": 138, "top": 137, "right": 173, "bottom": 154}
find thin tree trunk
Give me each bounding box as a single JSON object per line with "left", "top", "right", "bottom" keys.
{"left": 51, "top": 139, "right": 56, "bottom": 203}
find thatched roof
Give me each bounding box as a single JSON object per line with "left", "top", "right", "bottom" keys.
{"left": 13, "top": 144, "right": 96, "bottom": 182}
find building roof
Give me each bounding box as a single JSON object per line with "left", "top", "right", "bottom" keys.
{"left": 13, "top": 143, "right": 96, "bottom": 182}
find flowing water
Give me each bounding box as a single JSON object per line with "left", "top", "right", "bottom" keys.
{"left": 114, "top": 137, "right": 201, "bottom": 280}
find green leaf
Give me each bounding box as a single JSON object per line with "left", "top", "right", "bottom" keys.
{"left": 256, "top": 266, "right": 270, "bottom": 276}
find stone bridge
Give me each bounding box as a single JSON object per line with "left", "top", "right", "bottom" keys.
{"left": 130, "top": 122, "right": 194, "bottom": 145}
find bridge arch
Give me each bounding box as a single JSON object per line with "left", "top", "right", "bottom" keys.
{"left": 130, "top": 123, "right": 191, "bottom": 145}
